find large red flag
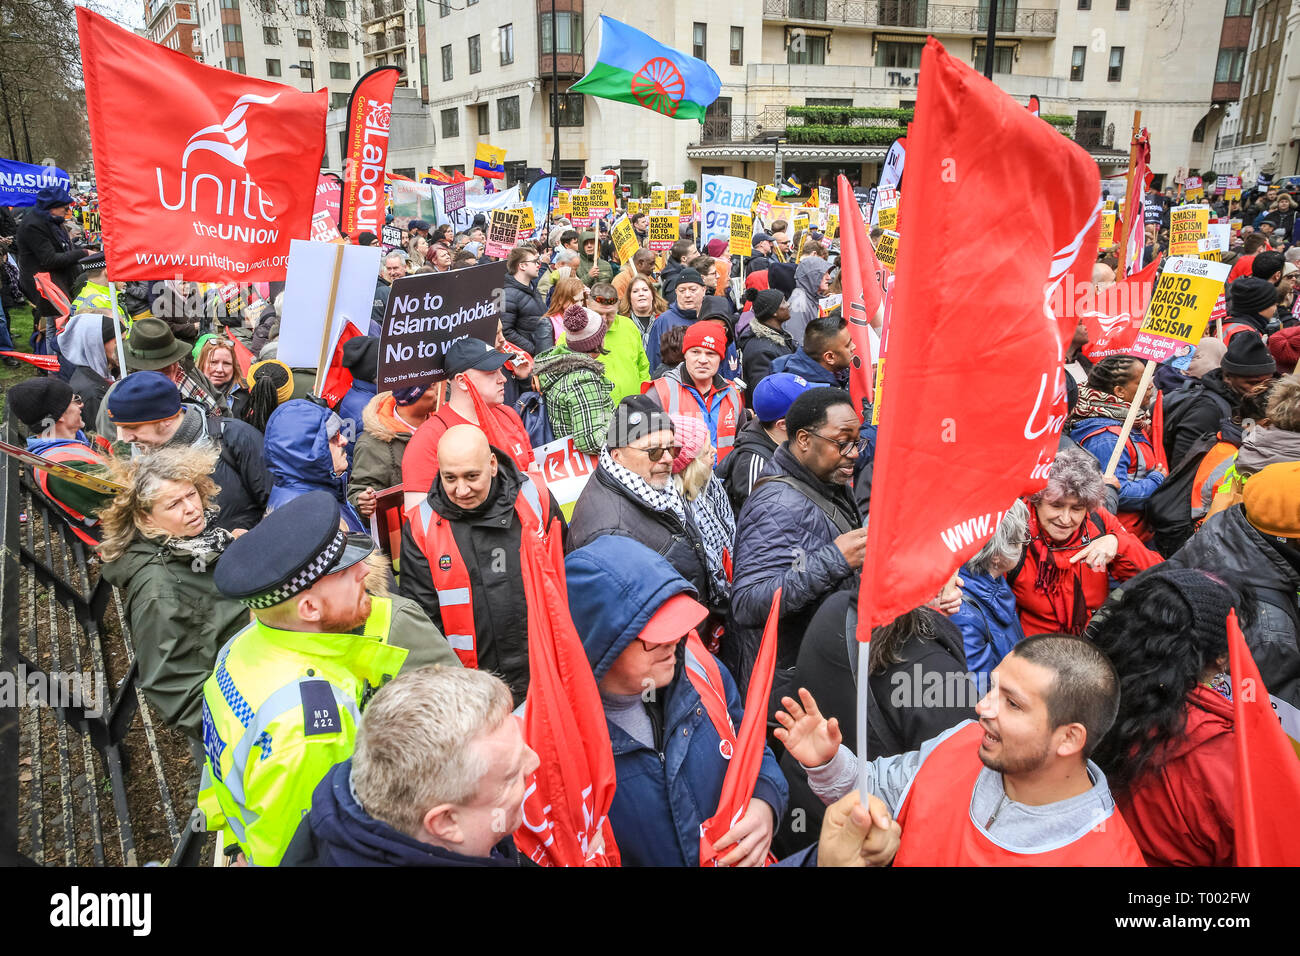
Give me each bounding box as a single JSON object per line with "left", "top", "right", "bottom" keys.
{"left": 699, "top": 588, "right": 781, "bottom": 867}
{"left": 78, "top": 7, "right": 325, "bottom": 283}
{"left": 514, "top": 528, "right": 620, "bottom": 866}
{"left": 858, "top": 38, "right": 1101, "bottom": 635}
{"left": 1079, "top": 256, "right": 1161, "bottom": 362}
{"left": 837, "top": 176, "right": 886, "bottom": 416}
{"left": 1228, "top": 610, "right": 1300, "bottom": 866}
{"left": 340, "top": 67, "right": 402, "bottom": 239}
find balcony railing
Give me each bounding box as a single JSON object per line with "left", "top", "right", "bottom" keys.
{"left": 363, "top": 0, "right": 404, "bottom": 22}
{"left": 699, "top": 106, "right": 907, "bottom": 145}
{"left": 1216, "top": 131, "right": 1239, "bottom": 150}
{"left": 763, "top": 0, "right": 1057, "bottom": 35}
{"left": 363, "top": 28, "right": 406, "bottom": 54}
{"left": 1073, "top": 123, "right": 1116, "bottom": 150}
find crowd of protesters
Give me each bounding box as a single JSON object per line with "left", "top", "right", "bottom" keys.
{"left": 2, "top": 170, "right": 1298, "bottom": 869}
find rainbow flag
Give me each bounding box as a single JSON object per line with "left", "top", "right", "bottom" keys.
{"left": 571, "top": 16, "right": 720, "bottom": 123}
{"left": 474, "top": 143, "right": 506, "bottom": 180}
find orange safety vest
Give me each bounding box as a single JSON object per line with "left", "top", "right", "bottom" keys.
{"left": 1221, "top": 321, "right": 1259, "bottom": 347}
{"left": 651, "top": 378, "right": 743, "bottom": 462}
{"left": 404, "top": 473, "right": 553, "bottom": 669}
{"left": 1190, "top": 438, "right": 1237, "bottom": 524}
{"left": 893, "top": 723, "right": 1147, "bottom": 867}
{"left": 33, "top": 442, "right": 107, "bottom": 546}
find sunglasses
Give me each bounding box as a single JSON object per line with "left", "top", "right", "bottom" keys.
{"left": 633, "top": 444, "right": 682, "bottom": 462}
{"left": 592, "top": 295, "right": 618, "bottom": 305}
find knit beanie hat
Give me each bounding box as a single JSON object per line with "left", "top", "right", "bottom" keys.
{"left": 563, "top": 304, "right": 608, "bottom": 353}
{"left": 6, "top": 377, "right": 75, "bottom": 431}
{"left": 669, "top": 414, "right": 710, "bottom": 474}
{"left": 746, "top": 288, "right": 785, "bottom": 322}
{"left": 1147, "top": 568, "right": 1240, "bottom": 648}
{"left": 247, "top": 359, "right": 294, "bottom": 404}
{"left": 682, "top": 320, "right": 728, "bottom": 359}
{"left": 1267, "top": 325, "right": 1300, "bottom": 372}
{"left": 1231, "top": 276, "right": 1278, "bottom": 314}
{"left": 1244, "top": 461, "right": 1300, "bottom": 538}
{"left": 342, "top": 335, "right": 380, "bottom": 384}
{"left": 1221, "top": 333, "right": 1277, "bottom": 377}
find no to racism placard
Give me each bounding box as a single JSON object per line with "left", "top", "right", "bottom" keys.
{"left": 377, "top": 260, "right": 506, "bottom": 390}
{"left": 648, "top": 210, "right": 677, "bottom": 251}
{"left": 1129, "top": 256, "right": 1229, "bottom": 363}
{"left": 1098, "top": 209, "right": 1116, "bottom": 249}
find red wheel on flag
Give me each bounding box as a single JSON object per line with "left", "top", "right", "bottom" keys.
{"left": 631, "top": 57, "right": 684, "bottom": 116}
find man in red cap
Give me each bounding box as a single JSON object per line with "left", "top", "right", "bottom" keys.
{"left": 648, "top": 319, "right": 745, "bottom": 462}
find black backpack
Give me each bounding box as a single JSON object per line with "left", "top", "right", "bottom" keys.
{"left": 1147, "top": 385, "right": 1237, "bottom": 557}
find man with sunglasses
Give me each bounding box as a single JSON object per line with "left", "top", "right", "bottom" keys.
{"left": 568, "top": 395, "right": 719, "bottom": 617}
{"left": 728, "top": 388, "right": 867, "bottom": 700}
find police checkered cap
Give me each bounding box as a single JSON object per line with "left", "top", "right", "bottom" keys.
{"left": 243, "top": 529, "right": 347, "bottom": 609}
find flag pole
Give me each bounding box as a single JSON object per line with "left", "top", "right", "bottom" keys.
{"left": 313, "top": 243, "right": 346, "bottom": 397}
{"left": 108, "top": 281, "right": 127, "bottom": 377}
{"left": 1103, "top": 359, "right": 1155, "bottom": 478}
{"left": 1117, "top": 110, "right": 1142, "bottom": 276}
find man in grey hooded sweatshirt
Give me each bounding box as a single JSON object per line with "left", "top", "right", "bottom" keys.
{"left": 784, "top": 256, "right": 832, "bottom": 348}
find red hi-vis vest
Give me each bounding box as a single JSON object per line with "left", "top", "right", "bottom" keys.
{"left": 893, "top": 723, "right": 1147, "bottom": 867}
{"left": 405, "top": 474, "right": 553, "bottom": 669}
{"left": 651, "top": 378, "right": 743, "bottom": 462}
{"left": 1221, "top": 322, "right": 1259, "bottom": 347}
{"left": 33, "top": 443, "right": 106, "bottom": 546}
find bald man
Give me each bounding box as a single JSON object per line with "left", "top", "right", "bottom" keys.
{"left": 399, "top": 425, "right": 567, "bottom": 704}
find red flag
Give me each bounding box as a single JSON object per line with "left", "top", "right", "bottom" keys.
{"left": 314, "top": 173, "right": 343, "bottom": 228}
{"left": 0, "top": 351, "right": 60, "bottom": 372}
{"left": 699, "top": 588, "right": 781, "bottom": 866}
{"left": 1122, "top": 129, "right": 1153, "bottom": 276}
{"left": 1027, "top": 94, "right": 1041, "bottom": 117}
{"left": 1149, "top": 391, "right": 1168, "bottom": 471}
{"left": 78, "top": 7, "right": 325, "bottom": 283}
{"left": 837, "top": 176, "right": 886, "bottom": 416}
{"left": 1228, "top": 610, "right": 1300, "bottom": 865}
{"left": 319, "top": 320, "right": 362, "bottom": 408}
{"left": 858, "top": 38, "right": 1100, "bottom": 634}
{"left": 514, "top": 528, "right": 620, "bottom": 866}
{"left": 230, "top": 336, "right": 255, "bottom": 382}
{"left": 340, "top": 66, "right": 402, "bottom": 239}
{"left": 1079, "top": 256, "right": 1161, "bottom": 362}
{"left": 33, "top": 273, "right": 71, "bottom": 329}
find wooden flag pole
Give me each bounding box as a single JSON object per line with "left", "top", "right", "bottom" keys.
{"left": 313, "top": 243, "right": 346, "bottom": 397}
{"left": 1103, "top": 359, "right": 1156, "bottom": 479}
{"left": 1116, "top": 109, "right": 1142, "bottom": 276}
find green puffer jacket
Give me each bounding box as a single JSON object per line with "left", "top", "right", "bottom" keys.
{"left": 102, "top": 537, "right": 250, "bottom": 740}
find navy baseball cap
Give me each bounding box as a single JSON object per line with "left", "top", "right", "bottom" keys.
{"left": 753, "top": 372, "right": 827, "bottom": 423}
{"left": 444, "top": 337, "right": 509, "bottom": 377}
{"left": 753, "top": 231, "right": 776, "bottom": 245}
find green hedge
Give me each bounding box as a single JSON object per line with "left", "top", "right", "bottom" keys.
{"left": 1040, "top": 113, "right": 1075, "bottom": 128}
{"left": 785, "top": 125, "right": 908, "bottom": 145}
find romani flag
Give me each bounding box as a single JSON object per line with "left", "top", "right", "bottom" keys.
{"left": 571, "top": 15, "right": 721, "bottom": 122}
{"left": 474, "top": 143, "right": 507, "bottom": 180}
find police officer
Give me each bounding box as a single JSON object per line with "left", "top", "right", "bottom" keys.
{"left": 200, "top": 490, "right": 459, "bottom": 866}
{"left": 70, "top": 251, "right": 130, "bottom": 327}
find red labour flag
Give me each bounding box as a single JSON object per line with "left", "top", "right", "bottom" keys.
{"left": 836, "top": 176, "right": 887, "bottom": 415}
{"left": 1229, "top": 610, "right": 1300, "bottom": 866}
{"left": 340, "top": 66, "right": 402, "bottom": 239}
{"left": 514, "top": 528, "right": 620, "bottom": 866}
{"left": 1079, "top": 256, "right": 1161, "bottom": 362}
{"left": 858, "top": 38, "right": 1101, "bottom": 635}
{"left": 78, "top": 7, "right": 325, "bottom": 283}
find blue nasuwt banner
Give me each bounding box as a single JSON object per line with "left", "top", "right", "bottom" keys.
{"left": 0, "top": 158, "right": 72, "bottom": 206}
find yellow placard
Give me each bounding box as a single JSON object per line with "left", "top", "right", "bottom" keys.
{"left": 768, "top": 202, "right": 796, "bottom": 226}
{"left": 871, "top": 358, "right": 885, "bottom": 426}
{"left": 512, "top": 204, "right": 535, "bottom": 234}
{"left": 826, "top": 204, "right": 839, "bottom": 240}
{"left": 1169, "top": 205, "right": 1208, "bottom": 257}
{"left": 554, "top": 190, "right": 571, "bottom": 218}
{"left": 875, "top": 229, "right": 900, "bottom": 271}
{"left": 648, "top": 211, "right": 677, "bottom": 251}
{"left": 1098, "top": 210, "right": 1116, "bottom": 248}
{"left": 877, "top": 205, "right": 897, "bottom": 231}
{"left": 612, "top": 216, "right": 638, "bottom": 263}
{"left": 678, "top": 196, "right": 694, "bottom": 225}
{"left": 626, "top": 198, "right": 643, "bottom": 218}
{"left": 667, "top": 186, "right": 683, "bottom": 207}
{"left": 651, "top": 187, "right": 667, "bottom": 208}
{"left": 590, "top": 179, "right": 614, "bottom": 212}
{"left": 571, "top": 189, "right": 592, "bottom": 224}
{"left": 1131, "top": 256, "right": 1230, "bottom": 361}
{"left": 729, "top": 212, "right": 753, "bottom": 257}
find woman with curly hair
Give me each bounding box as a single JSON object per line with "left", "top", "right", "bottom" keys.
{"left": 1088, "top": 566, "right": 1253, "bottom": 866}
{"left": 99, "top": 446, "right": 249, "bottom": 742}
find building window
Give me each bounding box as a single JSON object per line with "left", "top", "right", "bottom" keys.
{"left": 1265, "top": 63, "right": 1274, "bottom": 90}
{"left": 220, "top": 0, "right": 238, "bottom": 7}
{"left": 729, "top": 26, "right": 743, "bottom": 66}
{"left": 294, "top": 0, "right": 309, "bottom": 13}
{"left": 327, "top": 30, "right": 347, "bottom": 48}
{"left": 497, "top": 95, "right": 520, "bottom": 130}
{"left": 1108, "top": 46, "right": 1124, "bottom": 82}
{"left": 1192, "top": 116, "right": 1206, "bottom": 142}
{"left": 297, "top": 29, "right": 311, "bottom": 46}
{"left": 806, "top": 97, "right": 851, "bottom": 106}
{"left": 1070, "top": 45, "right": 1086, "bottom": 81}
{"left": 438, "top": 0, "right": 448, "bottom": 17}
{"left": 331, "top": 92, "right": 348, "bottom": 109}
{"left": 975, "top": 44, "right": 1013, "bottom": 74}
{"left": 1216, "top": 48, "right": 1246, "bottom": 82}
{"left": 441, "top": 107, "right": 459, "bottom": 138}
{"left": 327, "top": 0, "right": 347, "bottom": 14}
{"left": 693, "top": 22, "right": 706, "bottom": 60}
{"left": 222, "top": 23, "right": 241, "bottom": 41}
{"left": 226, "top": 55, "right": 245, "bottom": 72}
{"left": 504, "top": 160, "right": 527, "bottom": 188}
{"left": 476, "top": 103, "right": 489, "bottom": 135}
{"left": 557, "top": 160, "right": 585, "bottom": 186}
{"left": 499, "top": 24, "right": 514, "bottom": 65}
{"left": 540, "top": 11, "right": 582, "bottom": 54}
{"left": 468, "top": 35, "right": 480, "bottom": 73}
{"left": 789, "top": 0, "right": 828, "bottom": 17}
{"left": 330, "top": 61, "right": 350, "bottom": 79}
{"left": 551, "top": 92, "right": 584, "bottom": 126}
{"left": 264, "top": 26, "right": 280, "bottom": 44}
{"left": 441, "top": 44, "right": 452, "bottom": 80}
{"left": 1226, "top": 0, "right": 1254, "bottom": 15}
{"left": 266, "top": 58, "right": 282, "bottom": 75}
{"left": 1077, "top": 0, "right": 1090, "bottom": 8}
{"left": 789, "top": 34, "right": 827, "bottom": 64}
{"left": 1075, "top": 109, "right": 1106, "bottom": 147}
{"left": 1116, "top": 0, "right": 1129, "bottom": 8}
{"left": 875, "top": 41, "right": 921, "bottom": 69}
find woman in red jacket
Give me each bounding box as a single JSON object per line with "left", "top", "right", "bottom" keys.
{"left": 1088, "top": 567, "right": 1250, "bottom": 866}
{"left": 1010, "top": 447, "right": 1162, "bottom": 635}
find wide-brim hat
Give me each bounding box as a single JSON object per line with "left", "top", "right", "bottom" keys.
{"left": 124, "top": 317, "right": 190, "bottom": 371}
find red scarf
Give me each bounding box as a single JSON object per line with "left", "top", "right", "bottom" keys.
{"left": 1024, "top": 504, "right": 1093, "bottom": 635}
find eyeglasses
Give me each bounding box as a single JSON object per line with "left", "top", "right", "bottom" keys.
{"left": 806, "top": 431, "right": 866, "bottom": 458}
{"left": 71, "top": 394, "right": 84, "bottom": 406}
{"left": 592, "top": 294, "right": 618, "bottom": 305}
{"left": 631, "top": 444, "right": 682, "bottom": 462}
{"left": 521, "top": 258, "right": 539, "bottom": 266}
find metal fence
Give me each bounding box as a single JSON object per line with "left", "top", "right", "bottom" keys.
{"left": 763, "top": 0, "right": 1058, "bottom": 34}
